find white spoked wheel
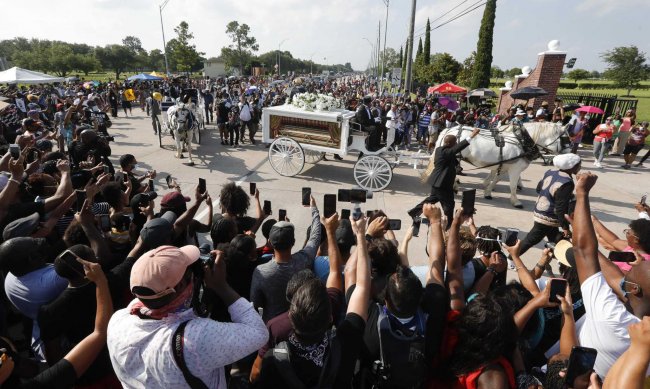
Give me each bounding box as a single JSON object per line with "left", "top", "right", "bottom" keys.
{"left": 304, "top": 149, "right": 325, "bottom": 164}
{"left": 268, "top": 137, "right": 305, "bottom": 177}
{"left": 354, "top": 155, "right": 393, "bottom": 191}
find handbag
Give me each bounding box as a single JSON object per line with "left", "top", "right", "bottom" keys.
{"left": 172, "top": 321, "right": 209, "bottom": 389}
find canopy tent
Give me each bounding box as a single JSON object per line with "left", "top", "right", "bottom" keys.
{"left": 127, "top": 73, "right": 164, "bottom": 81}
{"left": 427, "top": 82, "right": 467, "bottom": 95}
{"left": 0, "top": 67, "right": 64, "bottom": 84}
{"left": 149, "top": 71, "right": 165, "bottom": 78}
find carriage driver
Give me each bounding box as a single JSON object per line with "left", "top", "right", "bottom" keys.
{"left": 511, "top": 108, "right": 541, "bottom": 160}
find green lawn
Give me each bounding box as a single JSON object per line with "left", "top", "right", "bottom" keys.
{"left": 557, "top": 87, "right": 650, "bottom": 123}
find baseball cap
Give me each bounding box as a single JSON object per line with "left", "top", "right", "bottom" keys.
{"left": 3, "top": 213, "right": 40, "bottom": 241}
{"left": 161, "top": 191, "right": 190, "bottom": 210}
{"left": 130, "top": 245, "right": 200, "bottom": 301}
{"left": 269, "top": 221, "right": 295, "bottom": 249}
{"left": 139, "top": 211, "right": 177, "bottom": 249}
{"left": 554, "top": 239, "right": 575, "bottom": 268}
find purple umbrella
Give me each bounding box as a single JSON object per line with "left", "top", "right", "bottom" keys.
{"left": 438, "top": 96, "right": 459, "bottom": 111}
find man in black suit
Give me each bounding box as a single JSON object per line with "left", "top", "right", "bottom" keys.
{"left": 356, "top": 96, "right": 380, "bottom": 151}
{"left": 408, "top": 127, "right": 480, "bottom": 228}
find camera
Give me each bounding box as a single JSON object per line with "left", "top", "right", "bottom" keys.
{"left": 137, "top": 191, "right": 158, "bottom": 205}
{"left": 544, "top": 242, "right": 556, "bottom": 251}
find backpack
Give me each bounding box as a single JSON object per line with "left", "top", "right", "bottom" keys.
{"left": 372, "top": 305, "right": 428, "bottom": 389}
{"left": 269, "top": 330, "right": 341, "bottom": 389}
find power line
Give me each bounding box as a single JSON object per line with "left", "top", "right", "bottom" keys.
{"left": 412, "top": 1, "right": 486, "bottom": 41}
{"left": 412, "top": 0, "right": 470, "bottom": 35}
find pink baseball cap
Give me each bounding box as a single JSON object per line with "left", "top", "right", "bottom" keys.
{"left": 130, "top": 245, "right": 200, "bottom": 300}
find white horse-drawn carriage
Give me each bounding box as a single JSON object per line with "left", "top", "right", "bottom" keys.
{"left": 158, "top": 89, "right": 206, "bottom": 166}
{"left": 262, "top": 105, "right": 401, "bottom": 192}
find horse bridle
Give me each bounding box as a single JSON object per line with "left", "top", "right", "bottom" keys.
{"left": 537, "top": 123, "right": 571, "bottom": 154}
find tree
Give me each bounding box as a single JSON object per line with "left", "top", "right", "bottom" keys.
{"left": 424, "top": 19, "right": 431, "bottom": 65}
{"left": 167, "top": 21, "right": 204, "bottom": 73}
{"left": 601, "top": 46, "right": 648, "bottom": 95}
{"left": 379, "top": 48, "right": 401, "bottom": 70}
{"left": 589, "top": 70, "right": 601, "bottom": 79}
{"left": 490, "top": 66, "right": 504, "bottom": 79}
{"left": 148, "top": 49, "right": 166, "bottom": 71}
{"left": 567, "top": 68, "right": 590, "bottom": 83}
{"left": 221, "top": 21, "right": 259, "bottom": 75}
{"left": 72, "top": 53, "right": 100, "bottom": 75}
{"left": 95, "top": 44, "right": 135, "bottom": 79}
{"left": 399, "top": 46, "right": 403, "bottom": 68}
{"left": 457, "top": 52, "right": 476, "bottom": 86}
{"left": 415, "top": 52, "right": 461, "bottom": 84}
{"left": 470, "top": 0, "right": 497, "bottom": 89}
{"left": 416, "top": 38, "right": 423, "bottom": 62}
{"left": 505, "top": 67, "right": 522, "bottom": 77}
{"left": 122, "top": 36, "right": 145, "bottom": 54}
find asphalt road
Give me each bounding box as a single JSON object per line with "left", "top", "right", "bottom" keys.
{"left": 106, "top": 108, "right": 649, "bottom": 275}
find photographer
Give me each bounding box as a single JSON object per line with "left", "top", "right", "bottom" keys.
{"left": 69, "top": 129, "right": 113, "bottom": 173}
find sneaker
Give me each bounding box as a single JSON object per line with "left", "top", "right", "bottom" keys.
{"left": 594, "top": 161, "right": 602, "bottom": 168}
{"left": 623, "top": 164, "right": 631, "bottom": 169}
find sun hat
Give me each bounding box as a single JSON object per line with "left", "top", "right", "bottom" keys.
{"left": 130, "top": 245, "right": 200, "bottom": 300}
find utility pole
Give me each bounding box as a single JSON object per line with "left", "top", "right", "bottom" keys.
{"left": 404, "top": 0, "right": 416, "bottom": 94}
{"left": 278, "top": 38, "right": 288, "bottom": 78}
{"left": 377, "top": 21, "right": 381, "bottom": 88}
{"left": 159, "top": 0, "right": 172, "bottom": 76}
{"left": 380, "top": 0, "right": 389, "bottom": 94}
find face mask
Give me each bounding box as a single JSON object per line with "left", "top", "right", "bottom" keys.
{"left": 132, "top": 164, "right": 138, "bottom": 170}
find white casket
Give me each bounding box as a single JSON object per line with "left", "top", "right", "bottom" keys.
{"left": 262, "top": 104, "right": 357, "bottom": 156}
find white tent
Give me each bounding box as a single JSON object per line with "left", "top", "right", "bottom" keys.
{"left": 0, "top": 67, "right": 64, "bottom": 84}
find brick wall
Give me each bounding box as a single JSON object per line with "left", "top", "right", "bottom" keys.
{"left": 498, "top": 52, "right": 567, "bottom": 115}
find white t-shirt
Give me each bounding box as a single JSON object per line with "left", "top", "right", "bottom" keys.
{"left": 386, "top": 109, "right": 398, "bottom": 129}
{"left": 577, "top": 272, "right": 646, "bottom": 378}
{"left": 107, "top": 298, "right": 268, "bottom": 388}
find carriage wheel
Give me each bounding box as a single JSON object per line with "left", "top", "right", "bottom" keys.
{"left": 304, "top": 150, "right": 325, "bottom": 164}
{"left": 268, "top": 137, "right": 305, "bottom": 177}
{"left": 354, "top": 155, "right": 393, "bottom": 191}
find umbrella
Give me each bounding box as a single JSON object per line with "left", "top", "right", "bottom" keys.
{"left": 438, "top": 96, "right": 459, "bottom": 111}
{"left": 575, "top": 105, "right": 604, "bottom": 115}
{"left": 509, "top": 86, "right": 548, "bottom": 100}
{"left": 127, "top": 73, "right": 163, "bottom": 81}
{"left": 468, "top": 88, "right": 497, "bottom": 98}
{"left": 562, "top": 103, "right": 582, "bottom": 111}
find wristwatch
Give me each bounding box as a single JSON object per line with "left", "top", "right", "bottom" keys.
{"left": 486, "top": 267, "right": 498, "bottom": 276}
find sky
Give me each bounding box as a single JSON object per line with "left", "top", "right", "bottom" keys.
{"left": 2, "top": 0, "right": 649, "bottom": 73}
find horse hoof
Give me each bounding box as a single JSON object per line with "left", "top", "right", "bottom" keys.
{"left": 514, "top": 204, "right": 523, "bottom": 209}
{"left": 485, "top": 195, "right": 493, "bottom": 200}
{"left": 179, "top": 154, "right": 185, "bottom": 158}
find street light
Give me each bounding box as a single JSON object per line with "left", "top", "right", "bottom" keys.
{"left": 278, "top": 38, "right": 289, "bottom": 77}
{"left": 380, "top": 0, "right": 389, "bottom": 93}
{"left": 362, "top": 37, "right": 375, "bottom": 74}
{"left": 309, "top": 52, "right": 316, "bottom": 75}
{"left": 159, "top": 0, "right": 172, "bottom": 76}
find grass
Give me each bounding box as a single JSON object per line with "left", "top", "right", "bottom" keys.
{"left": 557, "top": 87, "right": 650, "bottom": 122}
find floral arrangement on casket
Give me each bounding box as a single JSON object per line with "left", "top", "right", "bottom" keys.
{"left": 290, "top": 92, "right": 343, "bottom": 111}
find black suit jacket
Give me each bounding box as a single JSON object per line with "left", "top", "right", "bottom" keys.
{"left": 355, "top": 104, "right": 375, "bottom": 129}
{"left": 430, "top": 139, "right": 471, "bottom": 189}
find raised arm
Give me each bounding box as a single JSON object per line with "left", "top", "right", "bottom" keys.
{"left": 504, "top": 240, "right": 540, "bottom": 296}
{"left": 513, "top": 284, "right": 558, "bottom": 334}
{"left": 65, "top": 258, "right": 113, "bottom": 377}
{"left": 76, "top": 201, "right": 112, "bottom": 265}
{"left": 571, "top": 173, "right": 601, "bottom": 284}
{"left": 347, "top": 216, "right": 370, "bottom": 321}
{"left": 302, "top": 195, "right": 321, "bottom": 260}
{"left": 446, "top": 209, "right": 465, "bottom": 310}
{"left": 397, "top": 225, "right": 414, "bottom": 267}
{"left": 591, "top": 215, "right": 627, "bottom": 251}
{"left": 44, "top": 159, "right": 73, "bottom": 213}
{"left": 423, "top": 204, "right": 445, "bottom": 286}
{"left": 248, "top": 188, "right": 266, "bottom": 233}
{"left": 603, "top": 317, "right": 650, "bottom": 389}
{"left": 174, "top": 186, "right": 206, "bottom": 234}
{"left": 323, "top": 213, "right": 343, "bottom": 292}
{"left": 0, "top": 154, "right": 25, "bottom": 220}
{"left": 557, "top": 285, "right": 578, "bottom": 356}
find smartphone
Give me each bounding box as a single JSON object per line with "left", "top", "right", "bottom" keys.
{"left": 75, "top": 190, "right": 87, "bottom": 212}
{"left": 9, "top": 144, "right": 20, "bottom": 160}
{"left": 412, "top": 218, "right": 421, "bottom": 237}
{"left": 198, "top": 178, "right": 206, "bottom": 194}
{"left": 302, "top": 187, "right": 311, "bottom": 206}
{"left": 366, "top": 210, "right": 374, "bottom": 218}
{"left": 98, "top": 214, "right": 111, "bottom": 232}
{"left": 340, "top": 209, "right": 351, "bottom": 220}
{"left": 32, "top": 150, "right": 39, "bottom": 162}
{"left": 505, "top": 228, "right": 519, "bottom": 246}
{"left": 114, "top": 171, "right": 124, "bottom": 183}
{"left": 278, "top": 209, "right": 286, "bottom": 221}
{"left": 568, "top": 199, "right": 577, "bottom": 216}
{"left": 323, "top": 194, "right": 337, "bottom": 218}
{"left": 148, "top": 179, "right": 154, "bottom": 191}
{"left": 388, "top": 219, "right": 402, "bottom": 230}
{"left": 548, "top": 278, "right": 568, "bottom": 304}
{"left": 461, "top": 189, "right": 476, "bottom": 216}
{"left": 337, "top": 189, "right": 350, "bottom": 202}
{"left": 249, "top": 182, "right": 256, "bottom": 195}
{"left": 103, "top": 165, "right": 109, "bottom": 174}
{"left": 263, "top": 200, "right": 272, "bottom": 215}
{"left": 608, "top": 251, "right": 637, "bottom": 263}
{"left": 350, "top": 189, "right": 367, "bottom": 203}
{"left": 564, "top": 346, "right": 598, "bottom": 386}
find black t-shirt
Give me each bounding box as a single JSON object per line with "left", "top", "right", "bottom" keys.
{"left": 216, "top": 102, "right": 230, "bottom": 124}
{"left": 349, "top": 283, "right": 449, "bottom": 370}
{"left": 36, "top": 257, "right": 136, "bottom": 384}
{"left": 259, "top": 312, "right": 365, "bottom": 388}
{"left": 470, "top": 257, "right": 506, "bottom": 291}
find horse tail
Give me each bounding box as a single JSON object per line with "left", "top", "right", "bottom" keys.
{"left": 420, "top": 155, "right": 435, "bottom": 184}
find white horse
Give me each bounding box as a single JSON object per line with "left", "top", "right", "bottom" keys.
{"left": 432, "top": 122, "right": 570, "bottom": 208}
{"left": 168, "top": 104, "right": 197, "bottom": 166}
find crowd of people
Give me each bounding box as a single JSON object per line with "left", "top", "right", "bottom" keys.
{"left": 0, "top": 75, "right": 648, "bottom": 389}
